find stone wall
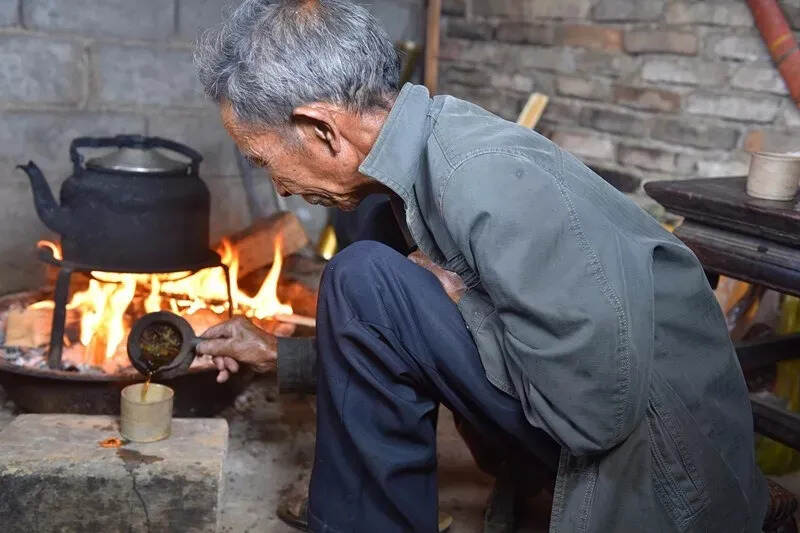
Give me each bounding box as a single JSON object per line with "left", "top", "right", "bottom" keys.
{"left": 0, "top": 0, "right": 424, "bottom": 294}
{"left": 438, "top": 0, "right": 800, "bottom": 198}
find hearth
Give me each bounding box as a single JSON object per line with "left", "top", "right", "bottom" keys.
{"left": 17, "top": 135, "right": 234, "bottom": 370}
{"left": 0, "top": 290, "right": 251, "bottom": 416}
{"left": 2, "top": 135, "right": 316, "bottom": 415}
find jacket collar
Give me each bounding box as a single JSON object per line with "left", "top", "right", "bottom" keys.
{"left": 359, "top": 83, "right": 433, "bottom": 202}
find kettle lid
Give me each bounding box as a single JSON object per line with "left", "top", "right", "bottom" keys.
{"left": 86, "top": 147, "right": 189, "bottom": 174}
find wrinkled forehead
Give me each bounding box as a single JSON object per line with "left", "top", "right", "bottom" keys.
{"left": 219, "top": 101, "right": 273, "bottom": 155}
{"left": 219, "top": 100, "right": 248, "bottom": 140}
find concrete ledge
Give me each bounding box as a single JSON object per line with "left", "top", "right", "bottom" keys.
{"left": 0, "top": 414, "right": 228, "bottom": 532}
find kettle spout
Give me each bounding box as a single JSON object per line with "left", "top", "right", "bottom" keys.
{"left": 16, "top": 162, "right": 71, "bottom": 235}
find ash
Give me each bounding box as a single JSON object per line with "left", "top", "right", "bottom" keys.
{"left": 0, "top": 345, "right": 107, "bottom": 374}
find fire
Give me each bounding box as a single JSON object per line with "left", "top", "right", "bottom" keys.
{"left": 37, "top": 240, "right": 62, "bottom": 260}
{"left": 30, "top": 239, "right": 292, "bottom": 365}
{"left": 231, "top": 239, "right": 293, "bottom": 319}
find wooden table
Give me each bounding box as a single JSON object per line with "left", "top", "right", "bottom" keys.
{"left": 647, "top": 177, "right": 800, "bottom": 451}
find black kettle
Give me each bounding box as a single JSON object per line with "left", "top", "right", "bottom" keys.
{"left": 18, "top": 135, "right": 218, "bottom": 273}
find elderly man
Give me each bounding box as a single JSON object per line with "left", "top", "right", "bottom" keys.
{"left": 194, "top": 1, "right": 768, "bottom": 531}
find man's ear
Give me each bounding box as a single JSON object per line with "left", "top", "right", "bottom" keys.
{"left": 292, "top": 103, "right": 342, "bottom": 155}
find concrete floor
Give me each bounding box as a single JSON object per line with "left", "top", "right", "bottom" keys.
{"left": 215, "top": 376, "right": 551, "bottom": 533}
{"left": 0, "top": 378, "right": 550, "bottom": 533}
{"left": 3, "top": 378, "right": 798, "bottom": 532}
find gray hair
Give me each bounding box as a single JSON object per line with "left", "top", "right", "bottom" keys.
{"left": 194, "top": 0, "right": 401, "bottom": 128}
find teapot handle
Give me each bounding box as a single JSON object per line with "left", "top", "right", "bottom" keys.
{"left": 70, "top": 135, "right": 204, "bottom": 176}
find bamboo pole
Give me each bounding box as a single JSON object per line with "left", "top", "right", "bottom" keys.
{"left": 424, "top": 0, "right": 442, "bottom": 94}
{"left": 747, "top": 0, "right": 800, "bottom": 108}
{"left": 517, "top": 93, "right": 550, "bottom": 129}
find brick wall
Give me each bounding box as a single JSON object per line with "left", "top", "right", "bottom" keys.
{"left": 438, "top": 0, "right": 800, "bottom": 198}
{"left": 0, "top": 0, "right": 424, "bottom": 294}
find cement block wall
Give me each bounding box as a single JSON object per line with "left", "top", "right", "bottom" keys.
{"left": 0, "top": 0, "right": 424, "bottom": 294}
{"left": 438, "top": 0, "right": 800, "bottom": 197}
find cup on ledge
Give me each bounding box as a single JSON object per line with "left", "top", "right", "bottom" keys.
{"left": 746, "top": 151, "right": 800, "bottom": 201}
{"left": 120, "top": 382, "right": 174, "bottom": 442}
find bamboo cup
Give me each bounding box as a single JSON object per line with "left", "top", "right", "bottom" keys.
{"left": 120, "top": 383, "right": 174, "bottom": 442}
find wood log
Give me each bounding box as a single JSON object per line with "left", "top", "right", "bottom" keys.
{"left": 222, "top": 212, "right": 309, "bottom": 279}
{"left": 274, "top": 314, "right": 316, "bottom": 328}
{"left": 183, "top": 308, "right": 223, "bottom": 336}
{"left": 277, "top": 281, "right": 318, "bottom": 318}
{"left": 255, "top": 318, "right": 297, "bottom": 338}
{"left": 4, "top": 306, "right": 52, "bottom": 347}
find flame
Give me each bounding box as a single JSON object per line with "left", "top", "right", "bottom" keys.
{"left": 37, "top": 240, "right": 62, "bottom": 260}
{"left": 144, "top": 275, "right": 161, "bottom": 314}
{"left": 29, "top": 239, "right": 292, "bottom": 365}
{"left": 239, "top": 239, "right": 293, "bottom": 319}
{"left": 79, "top": 277, "right": 136, "bottom": 364}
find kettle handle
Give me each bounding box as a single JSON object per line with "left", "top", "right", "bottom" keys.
{"left": 70, "top": 135, "right": 204, "bottom": 175}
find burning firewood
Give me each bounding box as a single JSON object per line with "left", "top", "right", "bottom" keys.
{"left": 4, "top": 212, "right": 315, "bottom": 372}
{"left": 277, "top": 281, "right": 318, "bottom": 318}
{"left": 183, "top": 309, "right": 222, "bottom": 336}
{"left": 222, "top": 212, "right": 309, "bottom": 279}
{"left": 4, "top": 306, "right": 53, "bottom": 348}
{"left": 274, "top": 314, "right": 316, "bottom": 328}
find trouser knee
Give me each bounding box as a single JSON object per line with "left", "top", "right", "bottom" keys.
{"left": 318, "top": 240, "right": 403, "bottom": 309}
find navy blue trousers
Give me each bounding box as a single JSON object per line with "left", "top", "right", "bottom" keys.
{"left": 308, "top": 241, "right": 559, "bottom": 533}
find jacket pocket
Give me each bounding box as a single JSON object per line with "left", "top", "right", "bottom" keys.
{"left": 457, "top": 289, "right": 517, "bottom": 398}
{"left": 647, "top": 374, "right": 710, "bottom": 532}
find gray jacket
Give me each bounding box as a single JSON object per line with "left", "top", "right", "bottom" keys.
{"left": 357, "top": 84, "right": 767, "bottom": 532}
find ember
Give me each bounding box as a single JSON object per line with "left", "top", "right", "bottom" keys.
{"left": 98, "top": 437, "right": 124, "bottom": 448}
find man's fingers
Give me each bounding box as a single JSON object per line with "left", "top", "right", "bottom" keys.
{"left": 214, "top": 356, "right": 232, "bottom": 383}
{"left": 224, "top": 357, "right": 239, "bottom": 373}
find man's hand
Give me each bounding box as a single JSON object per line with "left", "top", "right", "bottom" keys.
{"left": 196, "top": 316, "right": 278, "bottom": 383}
{"left": 407, "top": 250, "right": 466, "bottom": 303}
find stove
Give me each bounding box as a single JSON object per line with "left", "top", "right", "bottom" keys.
{"left": 18, "top": 135, "right": 234, "bottom": 370}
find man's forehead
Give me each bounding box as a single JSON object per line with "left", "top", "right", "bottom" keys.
{"left": 219, "top": 101, "right": 243, "bottom": 134}
{"left": 219, "top": 102, "right": 263, "bottom": 154}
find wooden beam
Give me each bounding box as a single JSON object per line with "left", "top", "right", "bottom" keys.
{"left": 424, "top": 0, "right": 442, "bottom": 94}
{"left": 736, "top": 333, "right": 800, "bottom": 372}
{"left": 751, "top": 394, "right": 800, "bottom": 452}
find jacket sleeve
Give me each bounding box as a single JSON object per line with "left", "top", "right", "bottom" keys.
{"left": 442, "top": 152, "right": 649, "bottom": 455}
{"left": 277, "top": 336, "right": 317, "bottom": 394}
